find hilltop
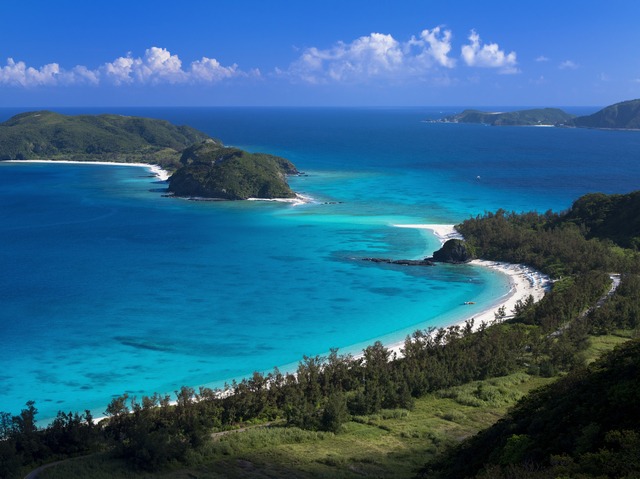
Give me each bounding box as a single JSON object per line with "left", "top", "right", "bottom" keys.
{"left": 568, "top": 98, "right": 640, "bottom": 129}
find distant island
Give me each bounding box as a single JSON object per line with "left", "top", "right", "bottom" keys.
{"left": 431, "top": 107, "right": 574, "bottom": 126}
{"left": 430, "top": 98, "right": 640, "bottom": 129}
{"left": 0, "top": 111, "right": 300, "bottom": 200}
{"left": 566, "top": 98, "right": 640, "bottom": 129}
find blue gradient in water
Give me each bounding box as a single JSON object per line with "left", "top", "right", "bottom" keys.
{"left": 1, "top": 107, "right": 639, "bottom": 422}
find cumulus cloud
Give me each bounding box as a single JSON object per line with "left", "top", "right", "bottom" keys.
{"left": 0, "top": 58, "right": 99, "bottom": 87}
{"left": 559, "top": 60, "right": 579, "bottom": 70}
{"left": 288, "top": 32, "right": 404, "bottom": 83}
{"left": 0, "top": 47, "right": 245, "bottom": 87}
{"left": 407, "top": 26, "right": 456, "bottom": 69}
{"left": 535, "top": 55, "right": 550, "bottom": 62}
{"left": 286, "top": 26, "right": 458, "bottom": 83}
{"left": 461, "top": 30, "right": 518, "bottom": 73}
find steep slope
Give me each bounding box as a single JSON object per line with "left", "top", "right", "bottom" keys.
{"left": 421, "top": 339, "right": 640, "bottom": 479}
{"left": 562, "top": 191, "right": 640, "bottom": 249}
{"left": 569, "top": 99, "right": 640, "bottom": 129}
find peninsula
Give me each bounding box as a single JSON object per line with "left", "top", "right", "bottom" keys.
{"left": 0, "top": 111, "right": 300, "bottom": 200}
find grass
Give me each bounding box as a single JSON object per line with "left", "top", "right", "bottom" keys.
{"left": 41, "top": 372, "right": 553, "bottom": 479}
{"left": 583, "top": 331, "right": 635, "bottom": 364}
{"left": 40, "top": 332, "right": 634, "bottom": 478}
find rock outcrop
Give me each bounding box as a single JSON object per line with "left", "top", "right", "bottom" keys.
{"left": 430, "top": 239, "right": 474, "bottom": 264}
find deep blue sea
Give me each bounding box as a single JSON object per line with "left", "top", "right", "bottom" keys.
{"left": 1, "top": 107, "right": 639, "bottom": 422}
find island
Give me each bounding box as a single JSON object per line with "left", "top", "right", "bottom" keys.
{"left": 431, "top": 107, "right": 575, "bottom": 126}
{"left": 429, "top": 99, "right": 640, "bottom": 130}
{"left": 168, "top": 139, "right": 299, "bottom": 200}
{"left": 0, "top": 111, "right": 300, "bottom": 200}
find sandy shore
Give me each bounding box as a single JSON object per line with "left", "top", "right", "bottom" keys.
{"left": 247, "top": 193, "right": 315, "bottom": 206}
{"left": 383, "top": 224, "right": 551, "bottom": 357}
{"left": 3, "top": 159, "right": 171, "bottom": 181}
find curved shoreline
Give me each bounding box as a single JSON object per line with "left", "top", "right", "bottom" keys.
{"left": 383, "top": 224, "right": 551, "bottom": 357}
{"left": 2, "top": 159, "right": 171, "bottom": 181}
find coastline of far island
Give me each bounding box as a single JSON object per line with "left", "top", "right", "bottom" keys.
{"left": 0, "top": 110, "right": 302, "bottom": 201}
{"left": 428, "top": 98, "right": 640, "bottom": 129}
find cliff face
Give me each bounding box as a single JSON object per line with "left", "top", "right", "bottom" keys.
{"left": 168, "top": 140, "right": 299, "bottom": 200}
{"left": 568, "top": 99, "right": 640, "bottom": 129}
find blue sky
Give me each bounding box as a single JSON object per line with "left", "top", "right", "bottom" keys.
{"left": 1, "top": 0, "right": 639, "bottom": 107}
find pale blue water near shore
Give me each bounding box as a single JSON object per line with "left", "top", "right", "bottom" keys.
{"left": 1, "top": 107, "right": 640, "bottom": 422}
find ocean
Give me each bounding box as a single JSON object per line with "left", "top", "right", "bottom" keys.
{"left": 1, "top": 107, "right": 639, "bottom": 422}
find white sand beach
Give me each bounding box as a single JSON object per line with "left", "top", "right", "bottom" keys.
{"left": 3, "top": 159, "right": 171, "bottom": 181}
{"left": 247, "top": 193, "right": 314, "bottom": 206}
{"left": 384, "top": 224, "right": 551, "bottom": 357}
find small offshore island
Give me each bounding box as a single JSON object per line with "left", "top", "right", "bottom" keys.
{"left": 0, "top": 110, "right": 300, "bottom": 200}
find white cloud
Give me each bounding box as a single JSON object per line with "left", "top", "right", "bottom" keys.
{"left": 1, "top": 47, "right": 244, "bottom": 88}
{"left": 461, "top": 30, "right": 518, "bottom": 74}
{"left": 0, "top": 58, "right": 99, "bottom": 87}
{"left": 190, "top": 57, "right": 241, "bottom": 82}
{"left": 286, "top": 26, "right": 459, "bottom": 83}
{"left": 535, "top": 55, "right": 550, "bottom": 62}
{"left": 559, "top": 60, "right": 579, "bottom": 70}
{"left": 290, "top": 33, "right": 405, "bottom": 83}
{"left": 407, "top": 26, "right": 456, "bottom": 69}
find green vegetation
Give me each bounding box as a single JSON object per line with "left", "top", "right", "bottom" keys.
{"left": 569, "top": 98, "right": 640, "bottom": 129}
{"left": 421, "top": 339, "right": 640, "bottom": 479}
{"left": 168, "top": 139, "right": 299, "bottom": 199}
{"left": 436, "top": 108, "right": 574, "bottom": 126}
{"left": 0, "top": 111, "right": 210, "bottom": 169}
{"left": 434, "top": 99, "right": 640, "bottom": 130}
{"left": 2, "top": 191, "right": 640, "bottom": 478}
{"left": 0, "top": 111, "right": 301, "bottom": 200}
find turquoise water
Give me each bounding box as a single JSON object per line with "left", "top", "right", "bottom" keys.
{"left": 1, "top": 107, "right": 639, "bottom": 422}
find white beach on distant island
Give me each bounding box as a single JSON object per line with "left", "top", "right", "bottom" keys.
{"left": 384, "top": 224, "right": 551, "bottom": 357}
{"left": 3, "top": 159, "right": 171, "bottom": 181}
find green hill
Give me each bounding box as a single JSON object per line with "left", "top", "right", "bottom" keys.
{"left": 168, "top": 139, "right": 299, "bottom": 200}
{"left": 0, "top": 111, "right": 301, "bottom": 200}
{"left": 421, "top": 339, "right": 640, "bottom": 479}
{"left": 0, "top": 110, "right": 211, "bottom": 169}
{"left": 436, "top": 108, "right": 574, "bottom": 126}
{"left": 563, "top": 191, "right": 640, "bottom": 249}
{"left": 569, "top": 99, "right": 640, "bottom": 129}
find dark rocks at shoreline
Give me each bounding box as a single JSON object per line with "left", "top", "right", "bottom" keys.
{"left": 429, "top": 239, "right": 474, "bottom": 264}
{"left": 362, "top": 257, "right": 435, "bottom": 266}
